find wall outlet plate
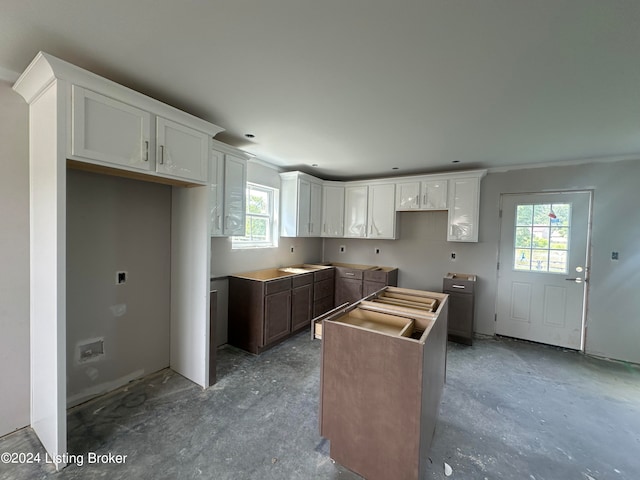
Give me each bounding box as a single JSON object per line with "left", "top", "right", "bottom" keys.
{"left": 116, "top": 271, "right": 127, "bottom": 285}
{"left": 339, "top": 245, "right": 346, "bottom": 253}
{"left": 374, "top": 248, "right": 380, "bottom": 254}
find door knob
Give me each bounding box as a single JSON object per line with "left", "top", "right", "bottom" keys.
{"left": 565, "top": 277, "right": 585, "bottom": 283}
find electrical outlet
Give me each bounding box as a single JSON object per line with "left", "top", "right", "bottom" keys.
{"left": 450, "top": 252, "right": 456, "bottom": 261}
{"left": 290, "top": 246, "right": 295, "bottom": 254}
{"left": 374, "top": 248, "right": 380, "bottom": 255}
{"left": 339, "top": 245, "right": 346, "bottom": 253}
{"left": 611, "top": 251, "right": 619, "bottom": 261}
{"left": 116, "top": 271, "right": 127, "bottom": 285}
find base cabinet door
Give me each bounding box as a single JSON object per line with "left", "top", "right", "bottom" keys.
{"left": 264, "top": 291, "right": 291, "bottom": 346}
{"left": 446, "top": 291, "right": 474, "bottom": 345}
{"left": 335, "top": 278, "right": 363, "bottom": 306}
{"left": 363, "top": 281, "right": 385, "bottom": 297}
{"left": 291, "top": 284, "right": 313, "bottom": 332}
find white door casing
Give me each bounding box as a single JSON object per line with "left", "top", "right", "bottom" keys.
{"left": 496, "top": 192, "right": 591, "bottom": 350}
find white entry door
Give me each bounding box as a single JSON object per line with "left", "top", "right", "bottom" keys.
{"left": 496, "top": 192, "right": 591, "bottom": 350}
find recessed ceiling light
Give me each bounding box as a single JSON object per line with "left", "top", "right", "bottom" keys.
{"left": 392, "top": 167, "right": 399, "bottom": 170}
{"left": 244, "top": 133, "right": 255, "bottom": 139}
{"left": 452, "top": 160, "right": 460, "bottom": 163}
{"left": 311, "top": 164, "right": 318, "bottom": 167}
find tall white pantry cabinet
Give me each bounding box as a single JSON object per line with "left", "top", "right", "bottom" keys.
{"left": 13, "top": 52, "right": 227, "bottom": 470}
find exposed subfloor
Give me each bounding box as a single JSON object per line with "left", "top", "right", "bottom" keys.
{"left": 1, "top": 334, "right": 638, "bottom": 480}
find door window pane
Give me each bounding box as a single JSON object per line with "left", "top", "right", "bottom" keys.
{"left": 513, "top": 202, "right": 570, "bottom": 273}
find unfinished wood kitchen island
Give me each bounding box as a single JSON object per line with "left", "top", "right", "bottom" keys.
{"left": 319, "top": 287, "right": 448, "bottom": 480}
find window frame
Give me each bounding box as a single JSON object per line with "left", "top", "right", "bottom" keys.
{"left": 231, "top": 182, "right": 279, "bottom": 249}
{"left": 512, "top": 202, "right": 571, "bottom": 274}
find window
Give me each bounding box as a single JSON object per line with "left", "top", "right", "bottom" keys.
{"left": 232, "top": 183, "right": 279, "bottom": 249}
{"left": 514, "top": 203, "right": 570, "bottom": 273}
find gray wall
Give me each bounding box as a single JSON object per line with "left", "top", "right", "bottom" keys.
{"left": 66, "top": 170, "right": 171, "bottom": 407}
{"left": 478, "top": 160, "right": 640, "bottom": 364}
{"left": 326, "top": 159, "right": 640, "bottom": 364}
{"left": 0, "top": 81, "right": 30, "bottom": 436}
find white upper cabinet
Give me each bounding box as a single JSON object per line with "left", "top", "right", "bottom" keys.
{"left": 280, "top": 172, "right": 323, "bottom": 237}
{"left": 72, "top": 86, "right": 152, "bottom": 171}
{"left": 209, "top": 149, "right": 224, "bottom": 236}
{"left": 421, "top": 179, "right": 448, "bottom": 210}
{"left": 447, "top": 176, "right": 480, "bottom": 242}
{"left": 156, "top": 117, "right": 209, "bottom": 183}
{"left": 395, "top": 179, "right": 447, "bottom": 211}
{"left": 70, "top": 81, "right": 222, "bottom": 186}
{"left": 395, "top": 182, "right": 421, "bottom": 210}
{"left": 345, "top": 184, "right": 396, "bottom": 239}
{"left": 367, "top": 183, "right": 397, "bottom": 239}
{"left": 210, "top": 148, "right": 247, "bottom": 237}
{"left": 321, "top": 183, "right": 345, "bottom": 237}
{"left": 344, "top": 185, "right": 368, "bottom": 238}
{"left": 222, "top": 154, "right": 247, "bottom": 236}
{"left": 309, "top": 182, "right": 323, "bottom": 236}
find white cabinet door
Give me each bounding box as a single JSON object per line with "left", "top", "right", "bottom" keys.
{"left": 209, "top": 150, "right": 225, "bottom": 236}
{"left": 421, "top": 180, "right": 448, "bottom": 210}
{"left": 447, "top": 176, "right": 480, "bottom": 242}
{"left": 297, "top": 179, "right": 311, "bottom": 236}
{"left": 72, "top": 86, "right": 151, "bottom": 171}
{"left": 280, "top": 172, "right": 324, "bottom": 237}
{"left": 344, "top": 186, "right": 368, "bottom": 238}
{"left": 156, "top": 117, "right": 209, "bottom": 183}
{"left": 223, "top": 154, "right": 247, "bottom": 236}
{"left": 309, "top": 182, "right": 323, "bottom": 236}
{"left": 322, "top": 184, "right": 345, "bottom": 237}
{"left": 395, "top": 182, "right": 420, "bottom": 210}
{"left": 368, "top": 183, "right": 397, "bottom": 239}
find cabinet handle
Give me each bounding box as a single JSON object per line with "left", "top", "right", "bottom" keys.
{"left": 451, "top": 284, "right": 466, "bottom": 289}
{"left": 423, "top": 194, "right": 427, "bottom": 205}
{"left": 323, "top": 223, "right": 326, "bottom": 233}
{"left": 159, "top": 145, "right": 164, "bottom": 164}
{"left": 345, "top": 272, "right": 356, "bottom": 276}
{"left": 217, "top": 215, "right": 222, "bottom": 231}
{"left": 415, "top": 195, "right": 419, "bottom": 205}
{"left": 144, "top": 141, "right": 149, "bottom": 161}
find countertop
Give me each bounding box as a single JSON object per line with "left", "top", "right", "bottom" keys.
{"left": 231, "top": 262, "right": 396, "bottom": 282}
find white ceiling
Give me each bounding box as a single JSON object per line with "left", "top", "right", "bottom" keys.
{"left": 1, "top": 0, "right": 639, "bottom": 179}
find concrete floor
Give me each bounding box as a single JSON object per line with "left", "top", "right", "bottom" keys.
{"left": 1, "top": 334, "right": 638, "bottom": 480}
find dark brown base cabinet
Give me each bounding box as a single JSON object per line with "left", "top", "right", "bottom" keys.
{"left": 229, "top": 269, "right": 331, "bottom": 354}
{"left": 229, "top": 274, "right": 312, "bottom": 355}
{"left": 443, "top": 273, "right": 476, "bottom": 346}
{"left": 312, "top": 268, "right": 335, "bottom": 318}
{"left": 334, "top": 265, "right": 398, "bottom": 306}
